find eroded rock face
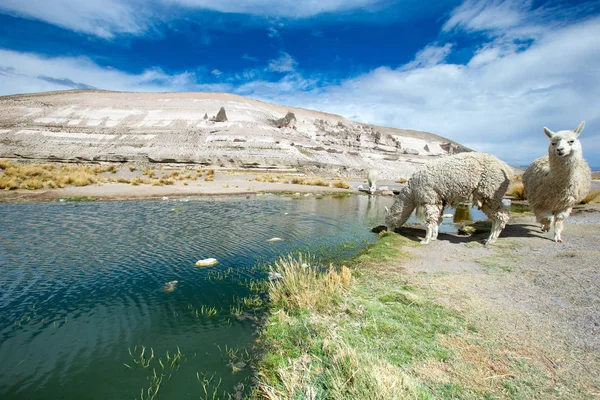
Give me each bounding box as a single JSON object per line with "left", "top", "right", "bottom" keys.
{"left": 0, "top": 91, "right": 470, "bottom": 179}
{"left": 273, "top": 112, "right": 297, "bottom": 129}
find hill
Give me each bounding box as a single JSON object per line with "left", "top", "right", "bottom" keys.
{"left": 0, "top": 90, "right": 469, "bottom": 179}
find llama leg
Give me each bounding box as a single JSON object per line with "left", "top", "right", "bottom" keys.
{"left": 421, "top": 204, "right": 441, "bottom": 245}
{"left": 539, "top": 216, "right": 552, "bottom": 232}
{"left": 482, "top": 204, "right": 510, "bottom": 245}
{"left": 553, "top": 208, "right": 572, "bottom": 243}
{"left": 432, "top": 205, "right": 444, "bottom": 241}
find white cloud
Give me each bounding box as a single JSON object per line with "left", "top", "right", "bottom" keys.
{"left": 401, "top": 43, "right": 453, "bottom": 70}
{"left": 241, "top": 16, "right": 600, "bottom": 166}
{"left": 242, "top": 54, "right": 259, "bottom": 62}
{"left": 443, "top": 0, "right": 531, "bottom": 33}
{"left": 0, "top": 0, "right": 384, "bottom": 38}
{"left": 0, "top": 49, "right": 228, "bottom": 93}
{"left": 166, "top": 0, "right": 382, "bottom": 18}
{"left": 0, "top": 0, "right": 149, "bottom": 38}
{"left": 267, "top": 52, "right": 297, "bottom": 73}
{"left": 211, "top": 69, "right": 223, "bottom": 77}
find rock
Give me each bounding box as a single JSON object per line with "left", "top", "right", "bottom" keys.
{"left": 267, "top": 237, "right": 283, "bottom": 242}
{"left": 442, "top": 214, "right": 454, "bottom": 219}
{"left": 371, "top": 225, "right": 388, "bottom": 233}
{"left": 203, "top": 113, "right": 208, "bottom": 120}
{"left": 195, "top": 258, "right": 218, "bottom": 267}
{"left": 273, "top": 112, "right": 297, "bottom": 129}
{"left": 163, "top": 280, "right": 178, "bottom": 293}
{"left": 162, "top": 196, "right": 169, "bottom": 201}
{"left": 403, "top": 148, "right": 420, "bottom": 155}
{"left": 215, "top": 107, "right": 227, "bottom": 122}
{"left": 381, "top": 190, "right": 394, "bottom": 196}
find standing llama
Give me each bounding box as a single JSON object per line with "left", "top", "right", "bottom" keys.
{"left": 523, "top": 121, "right": 591, "bottom": 242}
{"left": 385, "top": 152, "right": 512, "bottom": 245}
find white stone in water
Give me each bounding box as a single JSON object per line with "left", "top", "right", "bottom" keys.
{"left": 442, "top": 214, "right": 454, "bottom": 219}
{"left": 195, "top": 258, "right": 218, "bottom": 267}
{"left": 163, "top": 280, "right": 178, "bottom": 292}
{"left": 502, "top": 198, "right": 512, "bottom": 206}
{"left": 267, "top": 237, "right": 283, "bottom": 242}
{"left": 162, "top": 196, "right": 169, "bottom": 201}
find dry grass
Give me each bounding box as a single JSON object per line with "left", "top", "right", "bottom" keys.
{"left": 207, "top": 169, "right": 215, "bottom": 176}
{"left": 268, "top": 255, "right": 351, "bottom": 312}
{"left": 0, "top": 160, "right": 104, "bottom": 190}
{"left": 288, "top": 177, "right": 330, "bottom": 187}
{"left": 580, "top": 190, "right": 600, "bottom": 204}
{"left": 204, "top": 176, "right": 215, "bottom": 182}
{"left": 507, "top": 182, "right": 526, "bottom": 200}
{"left": 395, "top": 177, "right": 408, "bottom": 184}
{"left": 331, "top": 181, "right": 350, "bottom": 189}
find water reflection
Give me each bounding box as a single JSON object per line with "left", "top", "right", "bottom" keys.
{"left": 0, "top": 195, "right": 393, "bottom": 400}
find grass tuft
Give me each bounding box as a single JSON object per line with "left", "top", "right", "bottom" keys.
{"left": 332, "top": 180, "right": 350, "bottom": 189}
{"left": 507, "top": 182, "right": 526, "bottom": 200}
{"left": 580, "top": 190, "right": 600, "bottom": 204}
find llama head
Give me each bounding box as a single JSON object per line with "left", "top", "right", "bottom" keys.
{"left": 543, "top": 121, "right": 584, "bottom": 159}
{"left": 385, "top": 187, "right": 414, "bottom": 230}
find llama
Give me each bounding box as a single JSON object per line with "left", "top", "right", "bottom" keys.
{"left": 385, "top": 152, "right": 512, "bottom": 245}
{"left": 522, "top": 121, "right": 591, "bottom": 242}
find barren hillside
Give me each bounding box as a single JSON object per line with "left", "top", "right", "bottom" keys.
{"left": 0, "top": 90, "right": 469, "bottom": 179}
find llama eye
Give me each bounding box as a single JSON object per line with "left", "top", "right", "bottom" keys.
{"left": 568, "top": 141, "right": 574, "bottom": 144}
{"left": 552, "top": 143, "right": 557, "bottom": 146}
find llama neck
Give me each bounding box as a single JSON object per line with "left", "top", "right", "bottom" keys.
{"left": 549, "top": 152, "right": 582, "bottom": 177}
{"left": 396, "top": 187, "right": 415, "bottom": 226}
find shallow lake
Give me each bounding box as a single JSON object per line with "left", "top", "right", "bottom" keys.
{"left": 0, "top": 195, "right": 399, "bottom": 399}
{"left": 0, "top": 194, "right": 486, "bottom": 399}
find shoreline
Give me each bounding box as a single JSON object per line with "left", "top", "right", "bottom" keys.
{"left": 250, "top": 204, "right": 600, "bottom": 398}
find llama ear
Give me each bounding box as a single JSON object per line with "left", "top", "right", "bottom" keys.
{"left": 574, "top": 121, "right": 585, "bottom": 136}
{"left": 384, "top": 206, "right": 390, "bottom": 213}
{"left": 543, "top": 127, "right": 555, "bottom": 139}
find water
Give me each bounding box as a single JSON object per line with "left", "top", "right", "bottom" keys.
{"left": 0, "top": 195, "right": 396, "bottom": 399}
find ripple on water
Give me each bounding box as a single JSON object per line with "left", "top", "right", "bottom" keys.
{"left": 0, "top": 196, "right": 398, "bottom": 399}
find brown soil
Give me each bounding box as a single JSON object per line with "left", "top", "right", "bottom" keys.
{"left": 397, "top": 205, "right": 600, "bottom": 395}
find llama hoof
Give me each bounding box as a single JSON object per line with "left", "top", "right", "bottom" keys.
{"left": 419, "top": 240, "right": 430, "bottom": 245}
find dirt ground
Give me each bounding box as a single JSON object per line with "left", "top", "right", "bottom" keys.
{"left": 397, "top": 204, "right": 600, "bottom": 394}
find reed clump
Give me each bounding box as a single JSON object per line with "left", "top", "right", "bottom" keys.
{"left": 580, "top": 190, "right": 600, "bottom": 204}
{"left": 507, "top": 182, "right": 526, "bottom": 200}
{"left": 267, "top": 254, "right": 351, "bottom": 312}
{"left": 332, "top": 180, "right": 350, "bottom": 189}
{"left": 0, "top": 160, "right": 102, "bottom": 190}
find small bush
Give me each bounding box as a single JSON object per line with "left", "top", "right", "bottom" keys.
{"left": 332, "top": 181, "right": 350, "bottom": 189}
{"left": 580, "top": 190, "right": 600, "bottom": 204}
{"left": 268, "top": 254, "right": 351, "bottom": 311}
{"left": 0, "top": 159, "right": 13, "bottom": 170}
{"left": 395, "top": 177, "right": 408, "bottom": 184}
{"left": 159, "top": 177, "right": 175, "bottom": 185}
{"left": 207, "top": 169, "right": 215, "bottom": 176}
{"left": 127, "top": 164, "right": 137, "bottom": 172}
{"left": 204, "top": 176, "right": 215, "bottom": 182}
{"left": 507, "top": 182, "right": 526, "bottom": 200}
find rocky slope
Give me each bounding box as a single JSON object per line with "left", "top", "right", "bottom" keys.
{"left": 0, "top": 90, "right": 469, "bottom": 179}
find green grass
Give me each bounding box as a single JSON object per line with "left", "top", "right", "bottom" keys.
{"left": 250, "top": 234, "right": 597, "bottom": 399}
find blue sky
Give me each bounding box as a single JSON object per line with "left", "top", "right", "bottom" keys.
{"left": 0, "top": 0, "right": 599, "bottom": 167}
